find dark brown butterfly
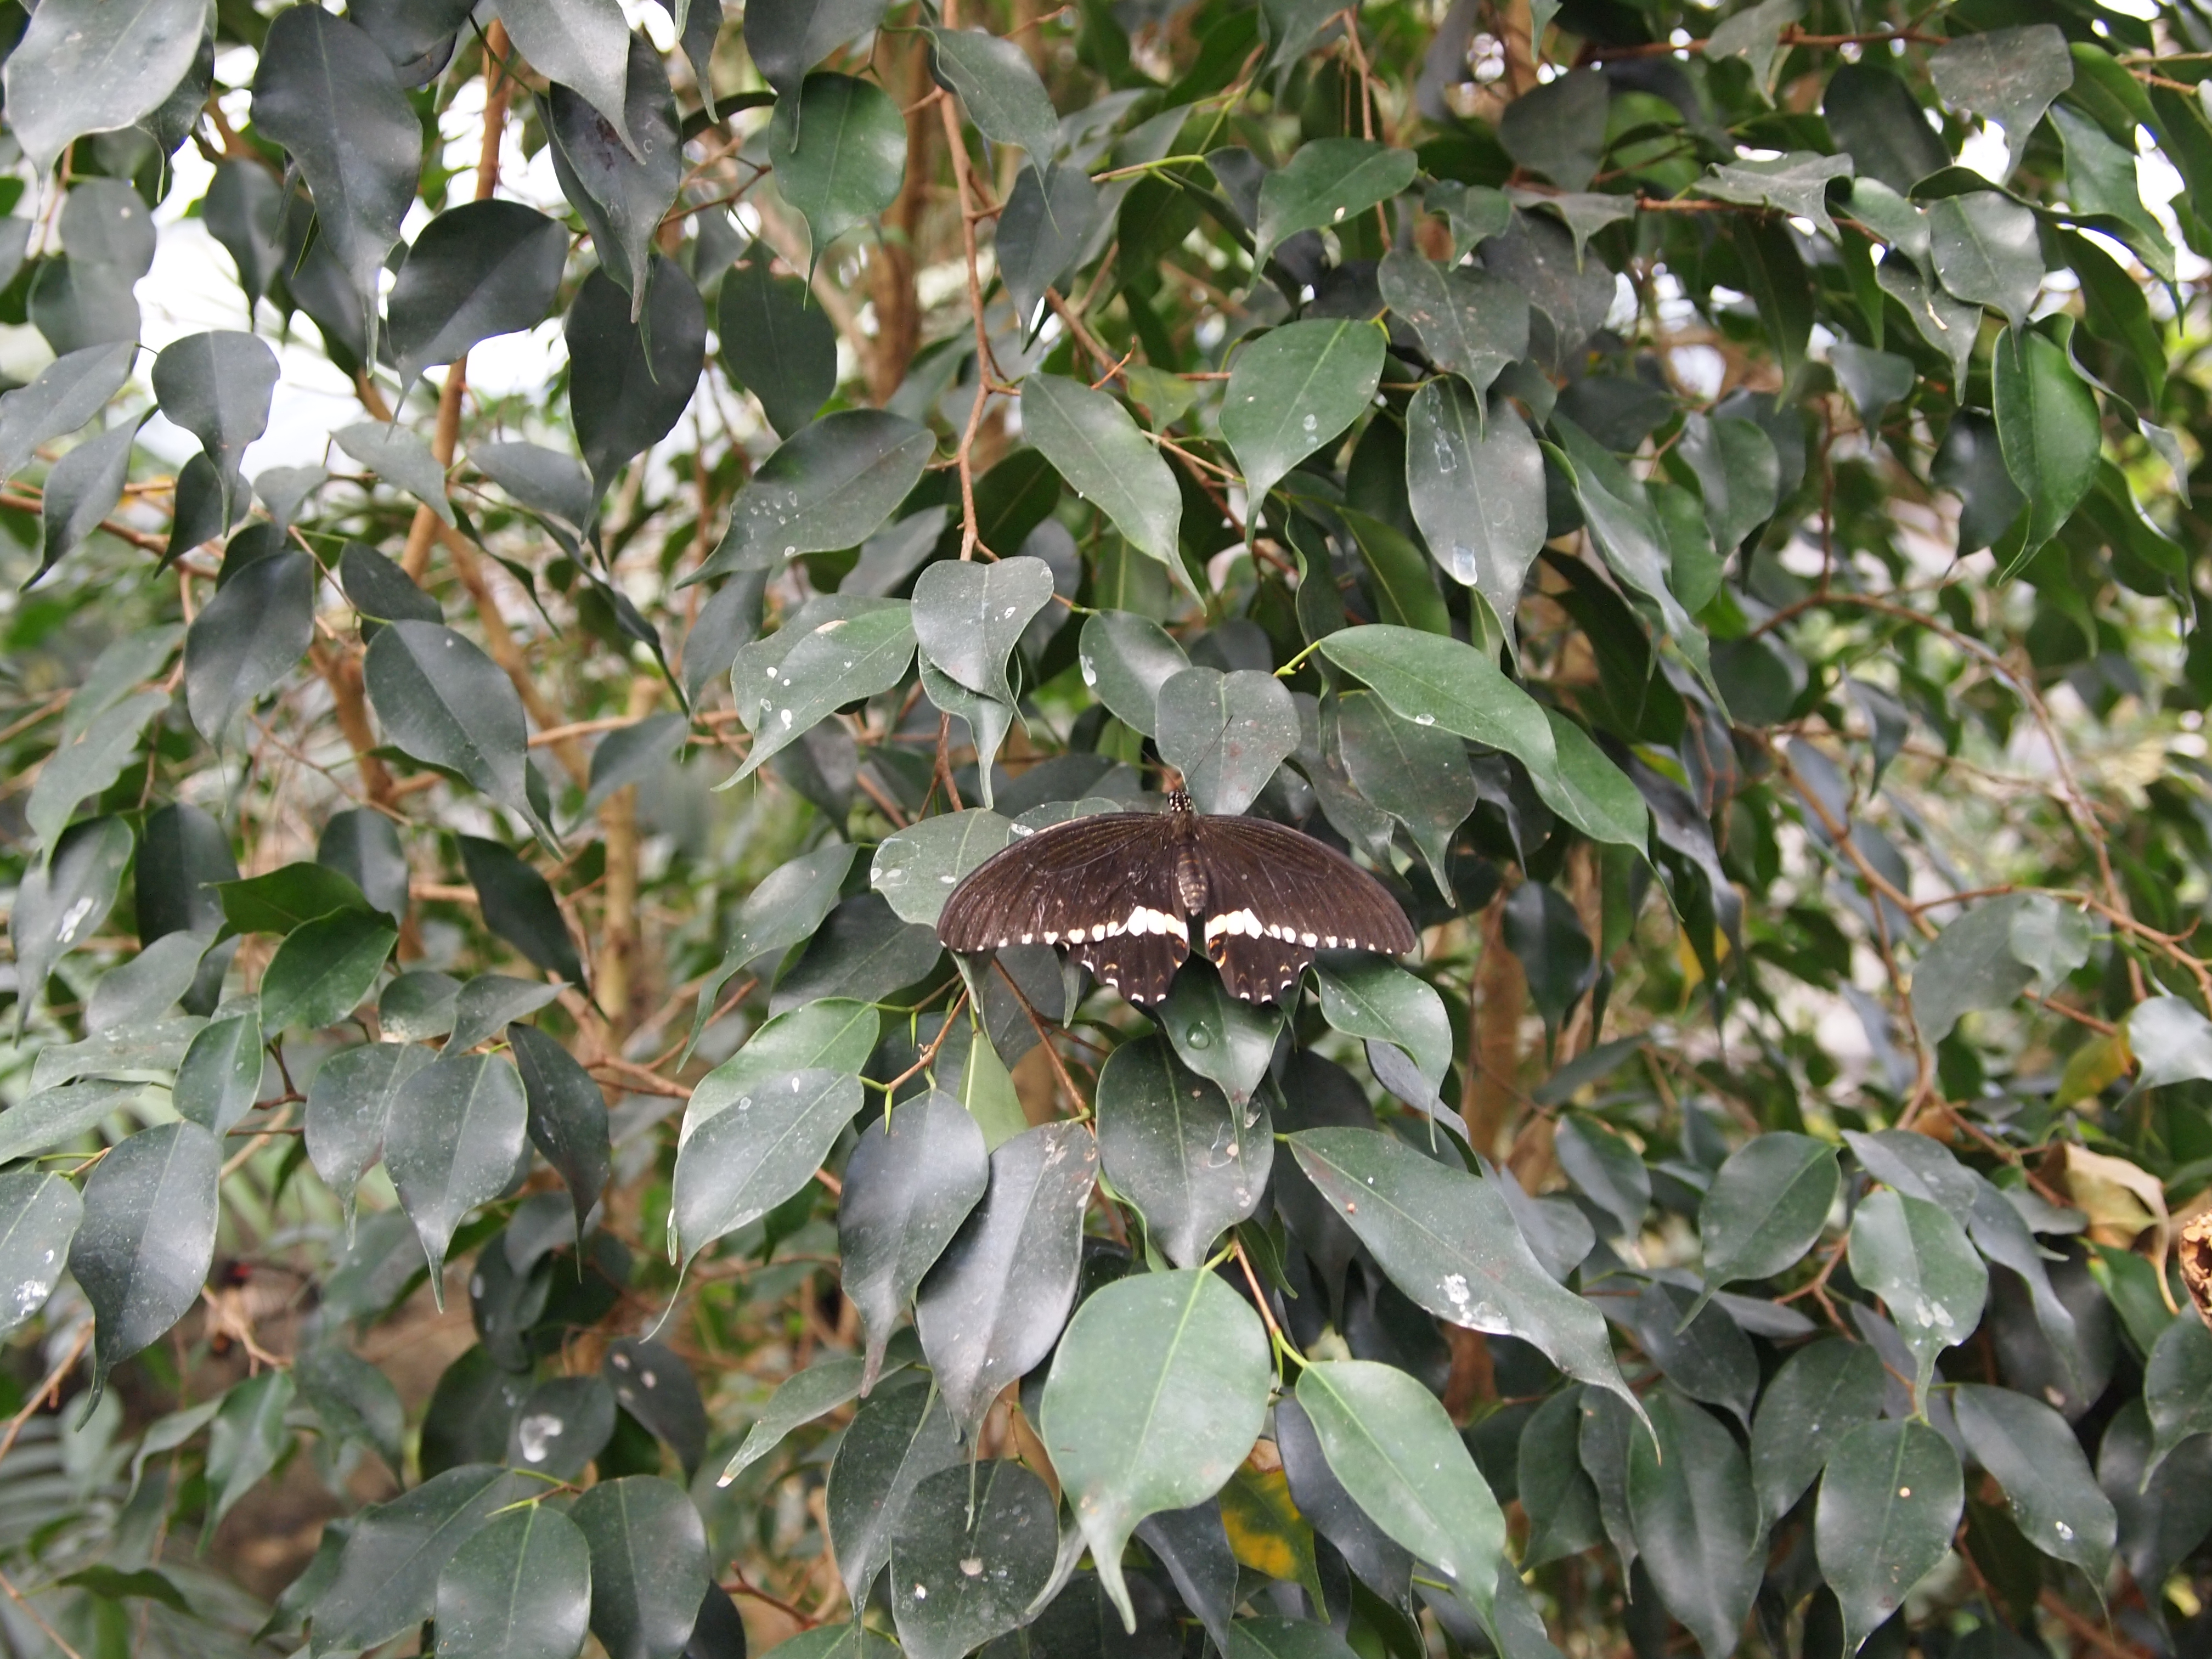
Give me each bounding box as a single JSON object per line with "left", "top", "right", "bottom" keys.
{"left": 937, "top": 791, "right": 1417, "bottom": 1005}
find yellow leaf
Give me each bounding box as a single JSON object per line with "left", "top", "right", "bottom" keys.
{"left": 1218, "top": 1463, "right": 1324, "bottom": 1606}
{"left": 2053, "top": 1030, "right": 2131, "bottom": 1109}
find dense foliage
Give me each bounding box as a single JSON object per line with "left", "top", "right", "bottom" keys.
{"left": 0, "top": 0, "right": 2208, "bottom": 1651}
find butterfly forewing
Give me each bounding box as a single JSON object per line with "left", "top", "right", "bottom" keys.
{"left": 936, "top": 803, "right": 1412, "bottom": 1007}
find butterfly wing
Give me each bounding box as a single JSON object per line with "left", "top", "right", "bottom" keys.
{"left": 1192, "top": 816, "right": 1416, "bottom": 1003}
{"left": 937, "top": 813, "right": 1192, "bottom": 1005}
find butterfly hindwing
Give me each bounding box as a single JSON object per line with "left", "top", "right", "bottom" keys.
{"left": 1191, "top": 816, "right": 1418, "bottom": 1003}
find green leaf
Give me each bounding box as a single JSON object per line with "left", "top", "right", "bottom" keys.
{"left": 1553, "top": 1116, "right": 1649, "bottom": 1241}
{"left": 295, "top": 1343, "right": 405, "bottom": 1473}
{"left": 719, "top": 1342, "right": 915, "bottom": 1485}
{"left": 1340, "top": 505, "right": 1452, "bottom": 637}
{"left": 1022, "top": 373, "right": 1180, "bottom": 565}
{"left": 217, "top": 861, "right": 376, "bottom": 934}
{"left": 913, "top": 554, "right": 1058, "bottom": 706}
{"left": 696, "top": 409, "right": 936, "bottom": 579}
{"left": 26, "top": 416, "right": 142, "bottom": 588}
{"left": 503, "top": 0, "right": 638, "bottom": 159}
{"left": 1748, "top": 1338, "right": 1885, "bottom": 1527}
{"left": 26, "top": 689, "right": 168, "bottom": 857}
{"left": 384, "top": 1053, "right": 529, "bottom": 1297}
{"left": 1094, "top": 1035, "right": 1271, "bottom": 1266}
{"left": 1927, "top": 193, "right": 2042, "bottom": 332}
{"left": 1554, "top": 417, "right": 1696, "bottom": 645}
{"left": 388, "top": 201, "right": 568, "bottom": 390}
{"left": 1698, "top": 151, "right": 1854, "bottom": 238}
{"left": 670, "top": 1068, "right": 862, "bottom": 1261}
{"left": 1929, "top": 24, "right": 2073, "bottom": 180}
{"left": 1314, "top": 624, "right": 1550, "bottom": 770}
{"left": 827, "top": 1378, "right": 965, "bottom": 1605}
{"left": 1627, "top": 1389, "right": 1762, "bottom": 1658}
{"left": 341, "top": 540, "right": 443, "bottom": 625}
{"left": 1829, "top": 345, "right": 1917, "bottom": 428}
{"left": 311, "top": 1465, "right": 534, "bottom": 1652}
{"left": 1227, "top": 1617, "right": 1361, "bottom": 1658}
{"left": 890, "top": 1461, "right": 1060, "bottom": 1656}
{"left": 840, "top": 1092, "right": 990, "bottom": 1388}
{"left": 1691, "top": 1132, "right": 1839, "bottom": 1314}
{"left": 251, "top": 5, "right": 421, "bottom": 337}
{"left": 206, "top": 1368, "right": 296, "bottom": 1531}
{"left": 259, "top": 910, "right": 396, "bottom": 1032}
{"left": 0, "top": 1170, "right": 83, "bottom": 1338}
{"left": 332, "top": 419, "right": 457, "bottom": 527}
{"left": 1000, "top": 163, "right": 1101, "bottom": 325}
{"left": 1333, "top": 689, "right": 1475, "bottom": 894}
{"left": 303, "top": 1043, "right": 428, "bottom": 1231}
{"left": 173, "top": 1009, "right": 263, "bottom": 1134}
{"left": 915, "top": 1120, "right": 1098, "bottom": 1435}
{"left": 1877, "top": 255, "right": 1980, "bottom": 390}
{"left": 545, "top": 36, "right": 682, "bottom": 315}
{"left": 153, "top": 329, "right": 278, "bottom": 499}
{"left": 731, "top": 603, "right": 916, "bottom": 781}
{"left": 184, "top": 548, "right": 314, "bottom": 740}
{"left": 447, "top": 974, "right": 560, "bottom": 1053}
{"left": 567, "top": 258, "right": 707, "bottom": 503}
{"left": 1314, "top": 956, "right": 1451, "bottom": 1096}
{"left": 1043, "top": 1269, "right": 1272, "bottom": 1630}
{"left": 2144, "top": 1314, "right": 2212, "bottom": 1471}
{"left": 1993, "top": 325, "right": 2101, "bottom": 562}
{"left": 1255, "top": 139, "right": 1418, "bottom": 265}
{"left": 873, "top": 809, "right": 1015, "bottom": 927}
{"left": 685, "top": 842, "right": 857, "bottom": 1057}
{"left": 2098, "top": 1398, "right": 2212, "bottom": 1596}
{"left": 1497, "top": 69, "right": 1609, "bottom": 191}
{"left": 0, "top": 342, "right": 138, "bottom": 483}
{"left": 55, "top": 1566, "right": 192, "bottom": 1614}
{"left": 1847, "top": 1187, "right": 1988, "bottom": 1401}
{"left": 957, "top": 1023, "right": 1029, "bottom": 1150}
{"left": 1079, "top": 610, "right": 1189, "bottom": 736}
{"left": 1159, "top": 965, "right": 1286, "bottom": 1107}
{"left": 2051, "top": 105, "right": 2174, "bottom": 282}
{"left": 2128, "top": 996, "right": 2212, "bottom": 1091}
{"left": 364, "top": 620, "right": 545, "bottom": 836}
{"left": 1951, "top": 1383, "right": 2114, "bottom": 1579}
{"left": 1677, "top": 412, "right": 1780, "bottom": 557}
{"left": 1155, "top": 665, "right": 1301, "bottom": 817}
{"left": 1707, "top": 0, "right": 1802, "bottom": 96}
{"left": 1289, "top": 1128, "right": 1640, "bottom": 1415}
{"left": 602, "top": 1337, "right": 708, "bottom": 1477}
{"left": 571, "top": 1476, "right": 710, "bottom": 1659}
{"left": 1295, "top": 1359, "right": 1506, "bottom": 1597}
{"left": 432, "top": 1503, "right": 594, "bottom": 1659}
{"left": 1403, "top": 379, "right": 1545, "bottom": 627}
{"left": 459, "top": 836, "right": 585, "bottom": 985}
{"left": 508, "top": 1024, "right": 613, "bottom": 1237}
{"left": 71, "top": 1120, "right": 222, "bottom": 1409}
{"left": 1815, "top": 1420, "right": 1965, "bottom": 1655}
{"left": 718, "top": 254, "right": 838, "bottom": 437}
{"left": 769, "top": 73, "right": 908, "bottom": 269}
{"left": 2, "top": 0, "right": 208, "bottom": 176}
{"left": 1220, "top": 319, "right": 1386, "bottom": 522}
{"left": 932, "top": 27, "right": 1058, "bottom": 168}
{"left": 744, "top": 0, "right": 889, "bottom": 98}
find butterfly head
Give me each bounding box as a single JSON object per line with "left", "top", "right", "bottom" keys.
{"left": 1165, "top": 787, "right": 1193, "bottom": 815}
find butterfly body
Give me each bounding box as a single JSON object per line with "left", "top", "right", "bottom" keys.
{"left": 938, "top": 791, "right": 1416, "bottom": 1005}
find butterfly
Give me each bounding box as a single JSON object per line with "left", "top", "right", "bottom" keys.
{"left": 937, "top": 789, "right": 1417, "bottom": 1005}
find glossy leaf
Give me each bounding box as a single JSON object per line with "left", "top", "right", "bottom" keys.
{"left": 913, "top": 555, "right": 1058, "bottom": 705}
{"left": 503, "top": 0, "right": 637, "bottom": 157}
{"left": 1628, "top": 1389, "right": 1761, "bottom": 1658}
{"left": 1993, "top": 325, "right": 2100, "bottom": 561}
{"left": 1847, "top": 1187, "right": 1988, "bottom": 1400}
{"left": 1314, "top": 956, "right": 1452, "bottom": 1095}
{"left": 697, "top": 409, "right": 935, "bottom": 579}
{"left": 570, "top": 1476, "right": 711, "bottom": 1659}
{"left": 545, "top": 36, "right": 681, "bottom": 314}
{"left": 385, "top": 1053, "right": 530, "bottom": 1294}
{"left": 1221, "top": 320, "right": 1386, "bottom": 520}
{"left": 890, "top": 1461, "right": 1059, "bottom": 1658}
{"left": 433, "top": 1503, "right": 593, "bottom": 1659}
{"left": 173, "top": 1010, "right": 263, "bottom": 1135}
{"left": 71, "top": 1121, "right": 221, "bottom": 1407}
{"left": 0, "top": 1171, "right": 83, "bottom": 1339}
{"left": 670, "top": 1068, "right": 862, "bottom": 1260}
{"left": 1951, "top": 1383, "right": 2113, "bottom": 1578}
{"left": 1159, "top": 968, "right": 1283, "bottom": 1106}
{"left": 1255, "top": 140, "right": 1419, "bottom": 264}
{"left": 1380, "top": 255, "right": 1528, "bottom": 399}
{"left": 389, "top": 201, "right": 568, "bottom": 388}
{"left": 1155, "top": 666, "right": 1301, "bottom": 816}
{"left": 1691, "top": 1132, "right": 1839, "bottom": 1313}
{"left": 509, "top": 1024, "right": 613, "bottom": 1235}
{"left": 932, "top": 27, "right": 1058, "bottom": 168}
{"left": 1290, "top": 1128, "right": 1639, "bottom": 1415}
{"left": 259, "top": 910, "right": 395, "bottom": 1032}
{"left": 1927, "top": 192, "right": 2042, "bottom": 331}
{"left": 685, "top": 842, "right": 858, "bottom": 1057}
{"left": 1078, "top": 610, "right": 1189, "bottom": 736}
{"left": 873, "top": 809, "right": 1015, "bottom": 927}
{"left": 1748, "top": 1338, "right": 1886, "bottom": 1526}
{"left": 745, "top": 0, "right": 889, "bottom": 97}
{"left": 731, "top": 603, "right": 917, "bottom": 781}
{"left": 1094, "top": 1035, "right": 1271, "bottom": 1265}
{"left": 1815, "top": 1420, "right": 1964, "bottom": 1655}
{"left": 184, "top": 549, "right": 314, "bottom": 740}
{"left": 311, "top": 1465, "right": 533, "bottom": 1652}
{"left": 0, "top": 341, "right": 138, "bottom": 482}
{"left": 768, "top": 74, "right": 908, "bottom": 268}
{"left": 1043, "top": 1269, "right": 1272, "bottom": 1629}
{"left": 305, "top": 1041, "right": 431, "bottom": 1231}
{"left": 1296, "top": 1359, "right": 1506, "bottom": 1597}
{"left": 827, "top": 1375, "right": 964, "bottom": 1603}
{"left": 1022, "top": 373, "right": 1180, "bottom": 565}
{"left": 840, "top": 1092, "right": 991, "bottom": 1389}
{"left": 567, "top": 258, "right": 707, "bottom": 503}
{"left": 364, "top": 620, "right": 543, "bottom": 834}
{"left": 914, "top": 1120, "right": 1098, "bottom": 1435}
{"left": 718, "top": 255, "right": 838, "bottom": 437}
{"left": 1403, "top": 379, "right": 1545, "bottom": 627}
